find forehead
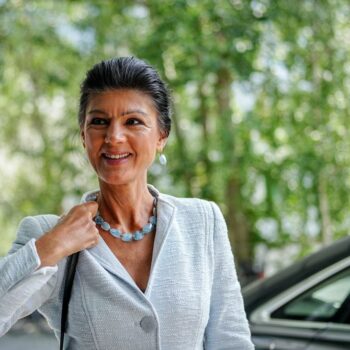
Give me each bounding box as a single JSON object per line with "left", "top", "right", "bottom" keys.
{"left": 86, "top": 89, "right": 157, "bottom": 115}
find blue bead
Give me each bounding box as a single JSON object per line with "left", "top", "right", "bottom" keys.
{"left": 122, "top": 233, "right": 132, "bottom": 242}
{"left": 133, "top": 231, "right": 144, "bottom": 240}
{"left": 95, "top": 208, "right": 157, "bottom": 242}
{"left": 110, "top": 229, "right": 121, "bottom": 238}
{"left": 142, "top": 223, "right": 153, "bottom": 234}
{"left": 95, "top": 216, "right": 103, "bottom": 225}
{"left": 101, "top": 222, "right": 110, "bottom": 231}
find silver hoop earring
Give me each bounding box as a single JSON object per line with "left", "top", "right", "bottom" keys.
{"left": 159, "top": 153, "right": 167, "bottom": 166}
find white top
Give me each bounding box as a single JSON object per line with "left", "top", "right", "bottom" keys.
{"left": 0, "top": 187, "right": 254, "bottom": 349}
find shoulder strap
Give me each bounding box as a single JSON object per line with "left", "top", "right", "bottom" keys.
{"left": 60, "top": 252, "right": 80, "bottom": 350}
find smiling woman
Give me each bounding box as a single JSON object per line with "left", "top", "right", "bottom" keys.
{"left": 82, "top": 89, "right": 166, "bottom": 187}
{"left": 0, "top": 57, "right": 254, "bottom": 350}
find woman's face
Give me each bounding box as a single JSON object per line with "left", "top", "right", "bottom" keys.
{"left": 81, "top": 89, "right": 167, "bottom": 186}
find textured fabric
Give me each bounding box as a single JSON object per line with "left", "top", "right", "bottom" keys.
{"left": 0, "top": 187, "right": 254, "bottom": 349}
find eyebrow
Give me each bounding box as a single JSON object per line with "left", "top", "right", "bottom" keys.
{"left": 87, "top": 109, "right": 148, "bottom": 116}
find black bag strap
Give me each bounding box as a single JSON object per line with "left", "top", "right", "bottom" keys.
{"left": 60, "top": 252, "right": 80, "bottom": 350}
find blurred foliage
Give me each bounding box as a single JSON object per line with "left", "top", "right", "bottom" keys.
{"left": 0, "top": 0, "right": 349, "bottom": 274}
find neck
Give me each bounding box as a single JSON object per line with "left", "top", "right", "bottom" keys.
{"left": 96, "top": 180, "right": 155, "bottom": 232}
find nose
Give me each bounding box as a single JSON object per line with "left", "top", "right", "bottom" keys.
{"left": 104, "top": 120, "right": 126, "bottom": 144}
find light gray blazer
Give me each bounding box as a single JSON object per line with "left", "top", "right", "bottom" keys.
{"left": 0, "top": 187, "right": 254, "bottom": 349}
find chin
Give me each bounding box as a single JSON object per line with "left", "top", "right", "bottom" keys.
{"left": 98, "top": 173, "right": 142, "bottom": 187}
{"left": 96, "top": 165, "right": 149, "bottom": 186}
{"left": 99, "top": 178, "right": 131, "bottom": 186}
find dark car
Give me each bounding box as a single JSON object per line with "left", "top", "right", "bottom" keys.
{"left": 243, "top": 236, "right": 350, "bottom": 350}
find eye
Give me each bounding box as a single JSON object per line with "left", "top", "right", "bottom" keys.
{"left": 91, "top": 117, "right": 108, "bottom": 125}
{"left": 126, "top": 118, "right": 143, "bottom": 126}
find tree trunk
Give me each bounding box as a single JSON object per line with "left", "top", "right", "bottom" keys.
{"left": 215, "top": 65, "right": 253, "bottom": 280}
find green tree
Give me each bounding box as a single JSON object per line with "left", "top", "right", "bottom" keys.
{"left": 1, "top": 0, "right": 350, "bottom": 280}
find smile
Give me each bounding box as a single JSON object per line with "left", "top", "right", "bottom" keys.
{"left": 103, "top": 152, "right": 132, "bottom": 160}
{"left": 103, "top": 152, "right": 131, "bottom": 159}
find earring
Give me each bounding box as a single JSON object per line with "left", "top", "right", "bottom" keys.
{"left": 159, "top": 153, "right": 167, "bottom": 166}
{"left": 83, "top": 152, "right": 89, "bottom": 163}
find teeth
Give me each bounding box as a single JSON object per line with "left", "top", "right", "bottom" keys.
{"left": 105, "top": 153, "right": 130, "bottom": 159}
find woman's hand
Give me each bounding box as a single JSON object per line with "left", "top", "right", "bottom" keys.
{"left": 35, "top": 201, "right": 99, "bottom": 267}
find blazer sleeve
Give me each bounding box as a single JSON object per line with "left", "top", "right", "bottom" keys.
{"left": 0, "top": 216, "right": 58, "bottom": 337}
{"left": 204, "top": 202, "right": 254, "bottom": 350}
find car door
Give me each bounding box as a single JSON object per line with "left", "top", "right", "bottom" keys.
{"left": 306, "top": 327, "right": 350, "bottom": 350}
{"left": 250, "top": 258, "right": 350, "bottom": 350}
{"left": 306, "top": 283, "right": 350, "bottom": 350}
{"left": 251, "top": 323, "right": 320, "bottom": 349}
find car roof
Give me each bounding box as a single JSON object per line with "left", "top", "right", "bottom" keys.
{"left": 242, "top": 235, "right": 350, "bottom": 316}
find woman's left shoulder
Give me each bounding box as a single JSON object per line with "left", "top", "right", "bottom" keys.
{"left": 159, "top": 193, "right": 221, "bottom": 219}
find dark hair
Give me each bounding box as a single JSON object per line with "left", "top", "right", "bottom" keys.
{"left": 78, "top": 56, "right": 172, "bottom": 137}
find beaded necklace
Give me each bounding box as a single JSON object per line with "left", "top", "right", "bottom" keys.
{"left": 93, "top": 195, "right": 157, "bottom": 242}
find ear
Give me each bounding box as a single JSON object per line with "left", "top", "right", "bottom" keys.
{"left": 81, "top": 129, "right": 86, "bottom": 148}
{"left": 156, "top": 134, "right": 168, "bottom": 153}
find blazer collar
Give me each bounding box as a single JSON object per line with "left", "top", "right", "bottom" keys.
{"left": 81, "top": 186, "right": 176, "bottom": 293}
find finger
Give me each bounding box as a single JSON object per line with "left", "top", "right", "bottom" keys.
{"left": 87, "top": 236, "right": 99, "bottom": 248}
{"left": 83, "top": 201, "right": 99, "bottom": 216}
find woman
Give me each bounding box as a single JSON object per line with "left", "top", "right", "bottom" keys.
{"left": 0, "top": 57, "right": 254, "bottom": 349}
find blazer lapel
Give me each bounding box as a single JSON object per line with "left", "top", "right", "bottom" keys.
{"left": 87, "top": 238, "right": 136, "bottom": 286}
{"left": 145, "top": 195, "right": 176, "bottom": 295}
{"left": 80, "top": 188, "right": 136, "bottom": 286}
{"left": 80, "top": 187, "right": 177, "bottom": 292}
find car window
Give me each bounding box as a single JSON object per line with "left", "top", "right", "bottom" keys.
{"left": 271, "top": 268, "right": 350, "bottom": 323}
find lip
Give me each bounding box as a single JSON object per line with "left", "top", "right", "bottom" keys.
{"left": 101, "top": 152, "right": 132, "bottom": 165}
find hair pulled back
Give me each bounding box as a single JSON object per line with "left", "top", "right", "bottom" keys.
{"left": 78, "top": 57, "right": 172, "bottom": 137}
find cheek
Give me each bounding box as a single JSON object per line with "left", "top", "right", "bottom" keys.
{"left": 140, "top": 135, "right": 160, "bottom": 154}
{"left": 85, "top": 130, "right": 103, "bottom": 148}
{"left": 84, "top": 138, "right": 95, "bottom": 153}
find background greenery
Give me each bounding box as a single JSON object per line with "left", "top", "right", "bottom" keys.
{"left": 1, "top": 0, "right": 349, "bottom": 281}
